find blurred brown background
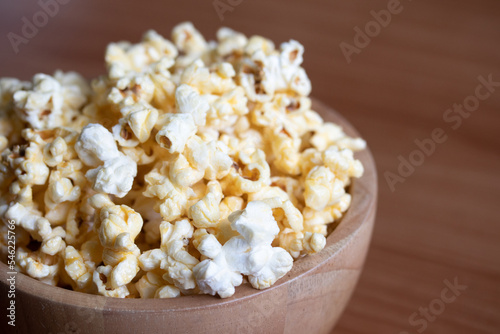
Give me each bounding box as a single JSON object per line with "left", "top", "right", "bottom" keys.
{"left": 1, "top": 0, "right": 499, "bottom": 333}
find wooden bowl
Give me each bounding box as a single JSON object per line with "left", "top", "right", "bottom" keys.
{"left": 0, "top": 99, "right": 377, "bottom": 334}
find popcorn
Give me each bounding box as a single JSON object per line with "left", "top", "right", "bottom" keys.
{"left": 75, "top": 124, "right": 120, "bottom": 167}
{"left": 13, "top": 71, "right": 90, "bottom": 130}
{"left": 112, "top": 102, "right": 158, "bottom": 146}
{"left": 156, "top": 113, "right": 197, "bottom": 153}
{"left": 193, "top": 201, "right": 293, "bottom": 298}
{"left": 64, "top": 246, "right": 93, "bottom": 291}
{"left": 189, "top": 181, "right": 223, "bottom": 228}
{"left": 175, "top": 84, "right": 209, "bottom": 126}
{"left": 221, "top": 149, "right": 270, "bottom": 196}
{"left": 86, "top": 153, "right": 137, "bottom": 198}
{"left": 304, "top": 166, "right": 345, "bottom": 211}
{"left": 0, "top": 22, "right": 366, "bottom": 299}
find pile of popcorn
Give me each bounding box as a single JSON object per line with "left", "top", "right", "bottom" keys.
{"left": 0, "top": 22, "right": 365, "bottom": 299}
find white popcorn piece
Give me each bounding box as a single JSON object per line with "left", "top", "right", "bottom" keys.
{"left": 194, "top": 201, "right": 293, "bottom": 298}
{"left": 216, "top": 27, "right": 248, "bottom": 57}
{"left": 245, "top": 35, "right": 275, "bottom": 56}
{"left": 175, "top": 84, "right": 209, "bottom": 126}
{"left": 113, "top": 102, "right": 158, "bottom": 146}
{"left": 86, "top": 153, "right": 137, "bottom": 198}
{"left": 158, "top": 219, "right": 200, "bottom": 291}
{"left": 172, "top": 22, "right": 208, "bottom": 55}
{"left": 13, "top": 71, "right": 90, "bottom": 130}
{"left": 105, "top": 30, "right": 177, "bottom": 79}
{"left": 156, "top": 113, "right": 197, "bottom": 153}
{"left": 75, "top": 124, "right": 120, "bottom": 167}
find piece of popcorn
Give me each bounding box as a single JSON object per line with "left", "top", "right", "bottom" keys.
{"left": 106, "top": 30, "right": 177, "bottom": 80}
{"left": 206, "top": 87, "right": 248, "bottom": 130}
{"left": 304, "top": 166, "right": 345, "bottom": 211}
{"left": 244, "top": 35, "right": 275, "bottom": 56}
{"left": 261, "top": 197, "right": 304, "bottom": 232}
{"left": 216, "top": 27, "right": 248, "bottom": 57}
{"left": 221, "top": 149, "right": 270, "bottom": 196}
{"left": 42, "top": 137, "right": 67, "bottom": 167}
{"left": 310, "top": 122, "right": 366, "bottom": 152}
{"left": 189, "top": 181, "right": 223, "bottom": 228}
{"left": 136, "top": 271, "right": 164, "bottom": 298}
{"left": 180, "top": 60, "right": 236, "bottom": 95}
{"left": 64, "top": 246, "right": 93, "bottom": 291}
{"left": 75, "top": 124, "right": 120, "bottom": 167}
{"left": 16, "top": 247, "right": 61, "bottom": 285}
{"left": 168, "top": 136, "right": 232, "bottom": 187}
{"left": 267, "top": 126, "right": 301, "bottom": 175}
{"left": 194, "top": 201, "right": 293, "bottom": 298}
{"left": 113, "top": 102, "right": 158, "bottom": 146}
{"left": 138, "top": 248, "right": 167, "bottom": 272}
{"left": 158, "top": 220, "right": 199, "bottom": 291}
{"left": 93, "top": 265, "right": 130, "bottom": 298}
{"left": 13, "top": 71, "right": 90, "bottom": 130}
{"left": 216, "top": 62, "right": 236, "bottom": 79}
{"left": 108, "top": 254, "right": 140, "bottom": 288}
{"left": 155, "top": 284, "right": 181, "bottom": 299}
{"left": 172, "top": 22, "right": 208, "bottom": 55}
{"left": 3, "top": 141, "right": 50, "bottom": 189}
{"left": 302, "top": 232, "right": 326, "bottom": 255}
{"left": 175, "top": 84, "right": 209, "bottom": 126}
{"left": 44, "top": 161, "right": 84, "bottom": 210}
{"left": 143, "top": 162, "right": 196, "bottom": 221}
{"left": 303, "top": 193, "right": 351, "bottom": 235}
{"left": 192, "top": 233, "right": 243, "bottom": 298}
{"left": 322, "top": 146, "right": 364, "bottom": 184}
{"left": 86, "top": 153, "right": 137, "bottom": 198}
{"left": 94, "top": 202, "right": 143, "bottom": 249}
{"left": 278, "top": 228, "right": 304, "bottom": 258}
{"left": 5, "top": 203, "right": 47, "bottom": 240}
{"left": 156, "top": 113, "right": 197, "bottom": 153}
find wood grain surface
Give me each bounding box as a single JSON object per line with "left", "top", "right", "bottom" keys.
{"left": 0, "top": 0, "right": 499, "bottom": 333}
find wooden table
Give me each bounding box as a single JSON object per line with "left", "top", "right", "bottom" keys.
{"left": 1, "top": 0, "right": 499, "bottom": 333}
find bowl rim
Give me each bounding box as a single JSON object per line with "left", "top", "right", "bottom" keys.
{"left": 0, "top": 98, "right": 378, "bottom": 312}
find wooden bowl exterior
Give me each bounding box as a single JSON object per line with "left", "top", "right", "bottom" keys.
{"left": 0, "top": 99, "right": 377, "bottom": 334}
